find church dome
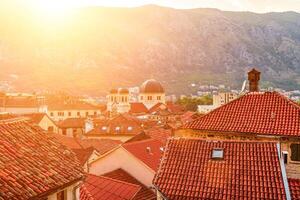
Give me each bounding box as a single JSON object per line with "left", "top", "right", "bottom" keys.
{"left": 118, "top": 88, "right": 129, "bottom": 94}
{"left": 140, "top": 79, "right": 164, "bottom": 93}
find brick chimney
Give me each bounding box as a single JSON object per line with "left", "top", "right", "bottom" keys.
{"left": 248, "top": 68, "right": 261, "bottom": 92}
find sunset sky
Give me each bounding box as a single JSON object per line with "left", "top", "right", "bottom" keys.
{"left": 5, "top": 0, "right": 299, "bottom": 14}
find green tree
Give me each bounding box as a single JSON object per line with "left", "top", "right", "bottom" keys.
{"left": 176, "top": 96, "right": 213, "bottom": 111}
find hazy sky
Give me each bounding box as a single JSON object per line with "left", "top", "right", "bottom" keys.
{"left": 84, "top": 0, "right": 300, "bottom": 13}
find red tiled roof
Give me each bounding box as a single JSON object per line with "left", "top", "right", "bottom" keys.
{"left": 23, "top": 113, "right": 46, "bottom": 123}
{"left": 184, "top": 91, "right": 300, "bottom": 137}
{"left": 145, "top": 127, "right": 172, "bottom": 144}
{"left": 148, "top": 103, "right": 165, "bottom": 114}
{"left": 79, "top": 139, "right": 122, "bottom": 155}
{"left": 48, "top": 103, "right": 101, "bottom": 111}
{"left": 0, "top": 119, "right": 84, "bottom": 199}
{"left": 166, "top": 102, "right": 185, "bottom": 114}
{"left": 72, "top": 147, "right": 96, "bottom": 166}
{"left": 86, "top": 114, "right": 143, "bottom": 136}
{"left": 289, "top": 178, "right": 300, "bottom": 200}
{"left": 103, "top": 169, "right": 156, "bottom": 200}
{"left": 51, "top": 133, "right": 121, "bottom": 155}
{"left": 57, "top": 118, "right": 86, "bottom": 128}
{"left": 80, "top": 174, "right": 141, "bottom": 200}
{"left": 180, "top": 111, "right": 200, "bottom": 124}
{"left": 153, "top": 138, "right": 287, "bottom": 200}
{"left": 129, "top": 102, "right": 148, "bottom": 114}
{"left": 0, "top": 97, "right": 39, "bottom": 108}
{"left": 123, "top": 139, "right": 164, "bottom": 171}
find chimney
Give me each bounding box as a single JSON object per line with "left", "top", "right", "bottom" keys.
{"left": 248, "top": 68, "right": 261, "bottom": 92}
{"left": 146, "top": 147, "right": 152, "bottom": 154}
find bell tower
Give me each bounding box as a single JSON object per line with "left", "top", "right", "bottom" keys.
{"left": 248, "top": 68, "right": 261, "bottom": 92}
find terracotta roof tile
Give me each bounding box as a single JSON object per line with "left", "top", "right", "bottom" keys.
{"left": 153, "top": 138, "right": 287, "bottom": 200}
{"left": 123, "top": 139, "right": 164, "bottom": 171}
{"left": 0, "top": 119, "right": 84, "bottom": 199}
{"left": 185, "top": 91, "right": 300, "bottom": 137}
{"left": 129, "top": 103, "right": 149, "bottom": 114}
{"left": 86, "top": 114, "right": 143, "bottom": 136}
{"left": 103, "top": 168, "right": 156, "bottom": 200}
{"left": 72, "top": 147, "right": 96, "bottom": 166}
{"left": 57, "top": 118, "right": 86, "bottom": 128}
{"left": 80, "top": 174, "right": 141, "bottom": 200}
{"left": 145, "top": 127, "right": 172, "bottom": 144}
{"left": 289, "top": 178, "right": 300, "bottom": 200}
{"left": 51, "top": 133, "right": 121, "bottom": 155}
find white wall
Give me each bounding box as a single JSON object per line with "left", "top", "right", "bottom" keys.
{"left": 90, "top": 147, "right": 155, "bottom": 186}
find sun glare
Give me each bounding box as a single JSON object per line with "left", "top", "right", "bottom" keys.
{"left": 29, "top": 0, "right": 79, "bottom": 23}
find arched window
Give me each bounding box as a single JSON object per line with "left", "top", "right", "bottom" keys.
{"left": 157, "top": 96, "right": 161, "bottom": 100}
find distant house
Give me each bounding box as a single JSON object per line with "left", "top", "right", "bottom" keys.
{"left": 85, "top": 114, "right": 144, "bottom": 142}
{"left": 57, "top": 118, "right": 86, "bottom": 137}
{"left": 23, "top": 113, "right": 58, "bottom": 133}
{"left": 48, "top": 103, "right": 102, "bottom": 121}
{"left": 72, "top": 147, "right": 99, "bottom": 173}
{"left": 0, "top": 92, "right": 47, "bottom": 114}
{"left": 89, "top": 139, "right": 164, "bottom": 187}
{"left": 0, "top": 118, "right": 84, "bottom": 199}
{"left": 153, "top": 138, "right": 292, "bottom": 199}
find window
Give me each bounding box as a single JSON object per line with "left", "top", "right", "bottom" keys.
{"left": 58, "top": 112, "right": 64, "bottom": 116}
{"left": 127, "top": 126, "right": 133, "bottom": 131}
{"left": 282, "top": 151, "right": 288, "bottom": 164}
{"left": 212, "top": 148, "right": 224, "bottom": 159}
{"left": 86, "top": 112, "right": 89, "bottom": 117}
{"left": 68, "top": 112, "right": 72, "bottom": 117}
{"left": 148, "top": 96, "right": 152, "bottom": 100}
{"left": 62, "top": 129, "right": 66, "bottom": 136}
{"left": 141, "top": 96, "right": 143, "bottom": 100}
{"left": 115, "top": 126, "right": 120, "bottom": 131}
{"left": 50, "top": 112, "right": 54, "bottom": 117}
{"left": 77, "top": 112, "right": 80, "bottom": 117}
{"left": 157, "top": 96, "right": 161, "bottom": 100}
{"left": 57, "top": 190, "right": 67, "bottom": 200}
{"left": 291, "top": 144, "right": 300, "bottom": 161}
{"left": 94, "top": 111, "right": 97, "bottom": 116}
{"left": 102, "top": 126, "right": 107, "bottom": 131}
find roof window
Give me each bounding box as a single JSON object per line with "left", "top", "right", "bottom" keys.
{"left": 212, "top": 148, "right": 224, "bottom": 159}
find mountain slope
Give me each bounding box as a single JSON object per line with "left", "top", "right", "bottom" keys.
{"left": 0, "top": 5, "right": 300, "bottom": 94}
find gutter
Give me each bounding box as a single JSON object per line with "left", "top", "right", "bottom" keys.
{"left": 277, "top": 143, "right": 291, "bottom": 200}
{"left": 152, "top": 185, "right": 169, "bottom": 200}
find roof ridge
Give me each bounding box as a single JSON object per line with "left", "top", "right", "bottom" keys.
{"left": 167, "top": 137, "right": 278, "bottom": 144}
{"left": 86, "top": 174, "right": 142, "bottom": 189}
{"left": 0, "top": 117, "right": 28, "bottom": 124}
{"left": 122, "top": 138, "right": 161, "bottom": 146}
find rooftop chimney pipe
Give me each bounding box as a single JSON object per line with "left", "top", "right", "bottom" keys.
{"left": 248, "top": 68, "right": 261, "bottom": 92}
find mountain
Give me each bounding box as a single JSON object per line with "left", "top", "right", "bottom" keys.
{"left": 0, "top": 5, "right": 300, "bottom": 95}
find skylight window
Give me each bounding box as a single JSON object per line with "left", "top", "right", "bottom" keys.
{"left": 127, "top": 126, "right": 133, "bottom": 131}
{"left": 212, "top": 148, "right": 224, "bottom": 159}
{"left": 101, "top": 126, "right": 107, "bottom": 131}
{"left": 115, "top": 126, "right": 120, "bottom": 131}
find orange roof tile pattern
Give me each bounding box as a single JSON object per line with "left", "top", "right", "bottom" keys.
{"left": 153, "top": 138, "right": 287, "bottom": 200}
{"left": 185, "top": 92, "right": 300, "bottom": 137}
{"left": 123, "top": 139, "right": 164, "bottom": 171}
{"left": 86, "top": 114, "right": 143, "bottom": 136}
{"left": 289, "top": 178, "right": 300, "bottom": 200}
{"left": 103, "top": 168, "right": 156, "bottom": 200}
{"left": 0, "top": 119, "right": 83, "bottom": 199}
{"left": 129, "top": 102, "right": 149, "bottom": 114}
{"left": 80, "top": 174, "right": 141, "bottom": 200}
{"left": 51, "top": 133, "right": 121, "bottom": 155}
